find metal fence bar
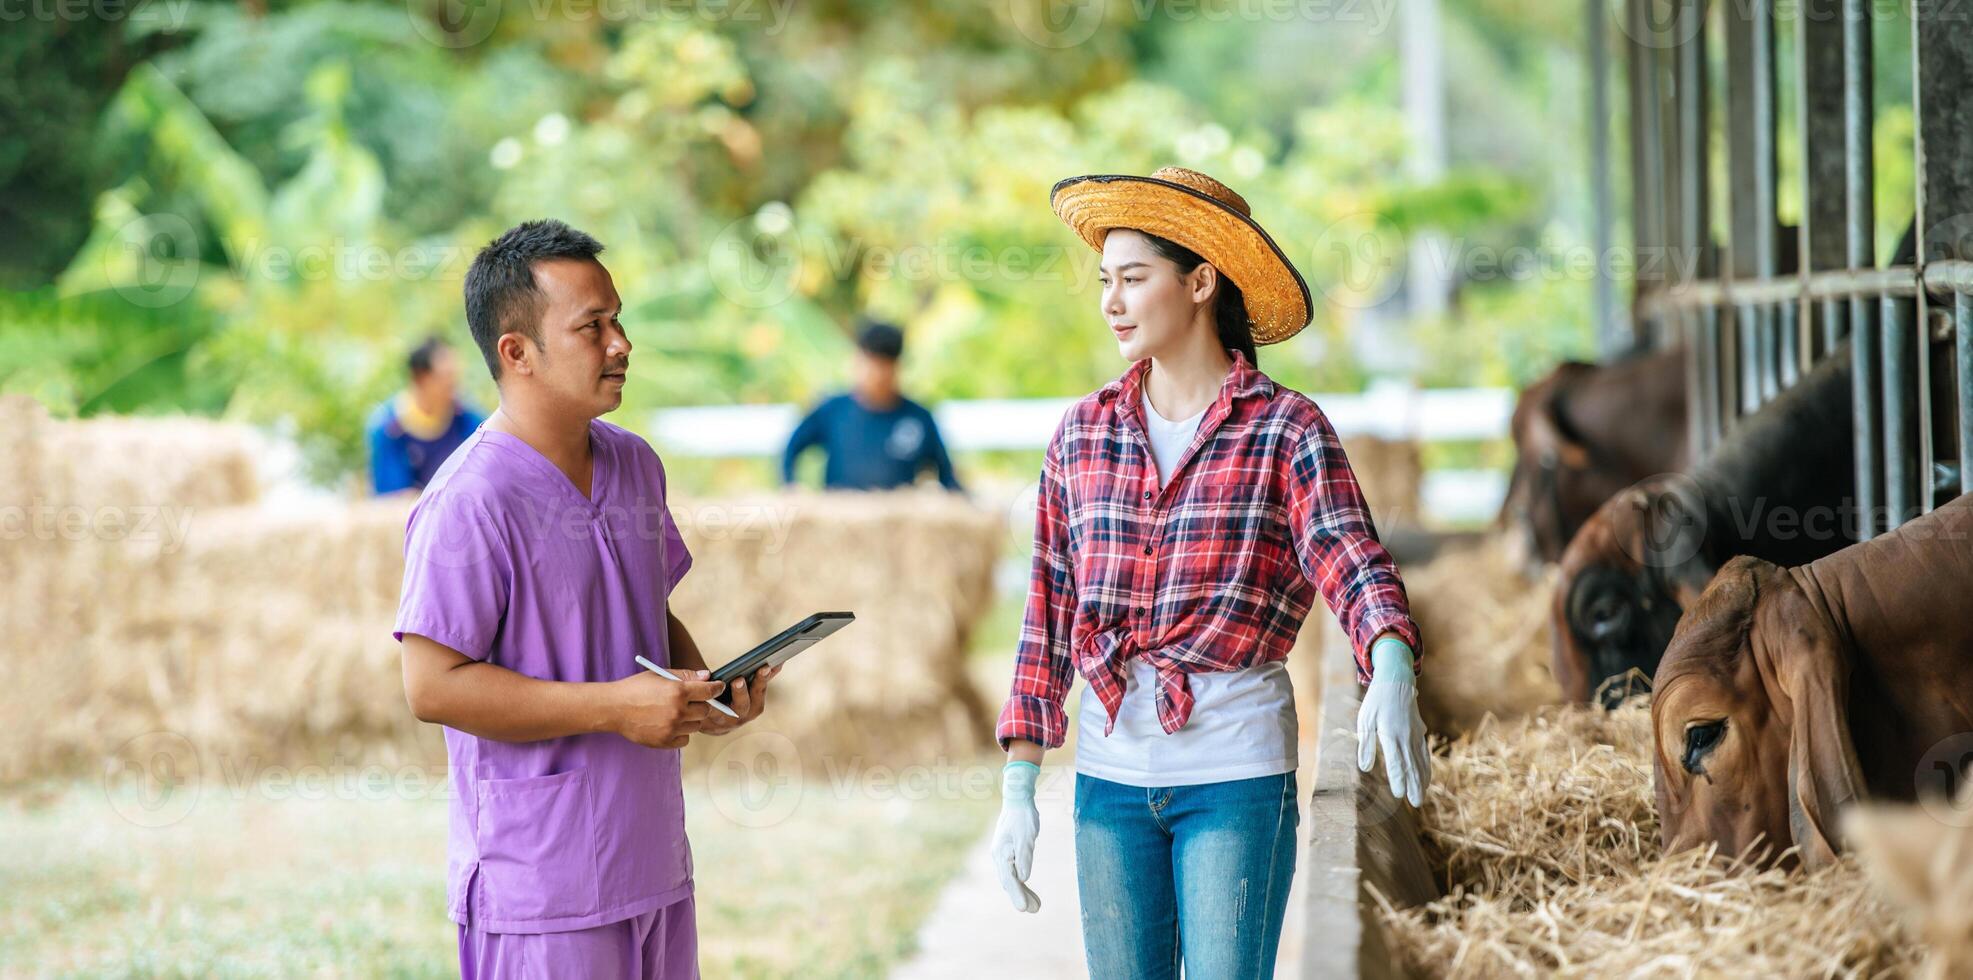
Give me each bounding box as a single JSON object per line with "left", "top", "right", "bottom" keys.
{"left": 1676, "top": 0, "right": 1710, "bottom": 288}
{"left": 1820, "top": 297, "right": 1846, "bottom": 356}
{"left": 1627, "top": 0, "right": 1666, "bottom": 333}
{"left": 1704, "top": 304, "right": 1726, "bottom": 448}
{"left": 1959, "top": 292, "right": 1973, "bottom": 496}
{"left": 1685, "top": 309, "right": 1708, "bottom": 458}
{"left": 1780, "top": 300, "right": 1801, "bottom": 387}
{"left": 1801, "top": 0, "right": 1849, "bottom": 362}
{"left": 1882, "top": 296, "right": 1915, "bottom": 528}
{"left": 1918, "top": 304, "right": 1935, "bottom": 515}
{"left": 1914, "top": 0, "right": 1973, "bottom": 512}
{"left": 1844, "top": 0, "right": 1878, "bottom": 539}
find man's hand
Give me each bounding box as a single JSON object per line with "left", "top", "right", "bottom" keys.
{"left": 1359, "top": 635, "right": 1431, "bottom": 807}
{"left": 697, "top": 665, "right": 781, "bottom": 736}
{"left": 607, "top": 671, "right": 727, "bottom": 749}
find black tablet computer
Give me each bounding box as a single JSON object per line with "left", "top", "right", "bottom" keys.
{"left": 709, "top": 612, "right": 855, "bottom": 699}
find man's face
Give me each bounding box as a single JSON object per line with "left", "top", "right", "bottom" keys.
{"left": 852, "top": 350, "right": 898, "bottom": 398}
{"left": 508, "top": 257, "right": 631, "bottom": 420}
{"left": 414, "top": 346, "right": 462, "bottom": 403}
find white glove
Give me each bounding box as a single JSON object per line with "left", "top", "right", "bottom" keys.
{"left": 1358, "top": 636, "right": 1431, "bottom": 807}
{"left": 991, "top": 761, "right": 1042, "bottom": 913}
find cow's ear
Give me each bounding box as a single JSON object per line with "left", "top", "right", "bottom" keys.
{"left": 1530, "top": 397, "right": 1591, "bottom": 470}
{"left": 1767, "top": 591, "right": 1866, "bottom": 871}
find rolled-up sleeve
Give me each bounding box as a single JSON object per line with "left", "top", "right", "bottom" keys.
{"left": 1286, "top": 411, "right": 1421, "bottom": 686}
{"left": 995, "top": 429, "right": 1078, "bottom": 751}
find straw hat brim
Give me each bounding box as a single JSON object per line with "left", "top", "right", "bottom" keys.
{"left": 1050, "top": 173, "right": 1312, "bottom": 345}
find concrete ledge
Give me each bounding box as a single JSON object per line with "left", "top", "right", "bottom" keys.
{"left": 1299, "top": 632, "right": 1442, "bottom": 979}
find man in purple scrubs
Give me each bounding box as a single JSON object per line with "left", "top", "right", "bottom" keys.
{"left": 394, "top": 219, "right": 777, "bottom": 979}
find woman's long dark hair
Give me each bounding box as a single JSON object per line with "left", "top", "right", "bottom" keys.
{"left": 1137, "top": 232, "right": 1259, "bottom": 368}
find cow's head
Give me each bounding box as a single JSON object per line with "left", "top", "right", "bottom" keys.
{"left": 1653, "top": 556, "right": 1864, "bottom": 871}
{"left": 1551, "top": 476, "right": 1710, "bottom": 705}
{"left": 1501, "top": 366, "right": 1596, "bottom": 568}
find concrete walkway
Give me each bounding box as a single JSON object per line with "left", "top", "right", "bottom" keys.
{"left": 891, "top": 764, "right": 1087, "bottom": 979}
{"left": 892, "top": 752, "right": 1320, "bottom": 978}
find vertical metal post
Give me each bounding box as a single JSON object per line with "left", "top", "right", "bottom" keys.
{"left": 1914, "top": 0, "right": 1973, "bottom": 514}
{"left": 1738, "top": 305, "right": 1761, "bottom": 412}
{"left": 1677, "top": 0, "right": 1710, "bottom": 283}
{"left": 1588, "top": 0, "right": 1617, "bottom": 354}
{"left": 1702, "top": 306, "right": 1722, "bottom": 454}
{"left": 1821, "top": 297, "right": 1846, "bottom": 357}
{"left": 1959, "top": 292, "right": 1973, "bottom": 496}
{"left": 1686, "top": 309, "right": 1709, "bottom": 458}
{"left": 1801, "top": 0, "right": 1849, "bottom": 363}
{"left": 1627, "top": 0, "right": 1667, "bottom": 340}
{"left": 1726, "top": 0, "right": 1778, "bottom": 413}
{"left": 1882, "top": 296, "right": 1915, "bottom": 527}
{"left": 1844, "top": 0, "right": 1879, "bottom": 539}
{"left": 1752, "top": 0, "right": 1780, "bottom": 401}
{"left": 1779, "top": 301, "right": 1801, "bottom": 387}
{"left": 1719, "top": 304, "right": 1741, "bottom": 437}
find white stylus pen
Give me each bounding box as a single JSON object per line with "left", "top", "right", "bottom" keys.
{"left": 634, "top": 655, "right": 741, "bottom": 719}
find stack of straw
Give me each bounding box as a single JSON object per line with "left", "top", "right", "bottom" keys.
{"left": 2, "top": 401, "right": 1003, "bottom": 779}
{"left": 1404, "top": 534, "right": 1564, "bottom": 738}
{"left": 673, "top": 487, "right": 1001, "bottom": 771}
{"left": 1377, "top": 699, "right": 1923, "bottom": 976}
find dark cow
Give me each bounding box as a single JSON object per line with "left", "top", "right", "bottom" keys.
{"left": 1550, "top": 348, "right": 1858, "bottom": 704}
{"left": 1652, "top": 493, "right": 1973, "bottom": 870}
{"left": 1499, "top": 345, "right": 1690, "bottom": 567}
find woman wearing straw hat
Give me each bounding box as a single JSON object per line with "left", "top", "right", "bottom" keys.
{"left": 991, "top": 167, "right": 1430, "bottom": 977}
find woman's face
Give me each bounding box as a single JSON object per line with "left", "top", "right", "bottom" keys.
{"left": 1099, "top": 229, "right": 1210, "bottom": 362}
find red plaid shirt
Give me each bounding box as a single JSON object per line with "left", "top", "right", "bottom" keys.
{"left": 995, "top": 352, "right": 1422, "bottom": 751}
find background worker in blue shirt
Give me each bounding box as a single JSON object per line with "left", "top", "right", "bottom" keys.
{"left": 367, "top": 336, "right": 486, "bottom": 495}
{"left": 781, "top": 321, "right": 964, "bottom": 493}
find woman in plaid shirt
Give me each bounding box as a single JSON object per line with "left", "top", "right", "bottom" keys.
{"left": 991, "top": 168, "right": 1431, "bottom": 978}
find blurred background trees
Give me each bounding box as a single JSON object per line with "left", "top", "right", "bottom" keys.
{"left": 0, "top": 1, "right": 1917, "bottom": 487}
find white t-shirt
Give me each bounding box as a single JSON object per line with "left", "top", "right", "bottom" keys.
{"left": 1073, "top": 388, "right": 1299, "bottom": 788}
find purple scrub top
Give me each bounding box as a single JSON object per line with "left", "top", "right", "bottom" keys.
{"left": 394, "top": 418, "right": 696, "bottom": 934}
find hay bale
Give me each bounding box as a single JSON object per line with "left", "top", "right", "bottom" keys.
{"left": 673, "top": 487, "right": 1001, "bottom": 771}
{"left": 41, "top": 413, "right": 261, "bottom": 513}
{"left": 1341, "top": 436, "right": 1423, "bottom": 529}
{"left": 1405, "top": 533, "right": 1563, "bottom": 738}
{"left": 1377, "top": 700, "right": 1924, "bottom": 977}
{"left": 2, "top": 465, "right": 1001, "bottom": 780}
{"left": 0, "top": 498, "right": 434, "bottom": 781}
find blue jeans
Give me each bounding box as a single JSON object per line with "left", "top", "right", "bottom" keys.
{"left": 1073, "top": 772, "right": 1299, "bottom": 980}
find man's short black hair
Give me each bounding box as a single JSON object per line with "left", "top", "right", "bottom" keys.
{"left": 464, "top": 219, "right": 605, "bottom": 380}
{"left": 407, "top": 335, "right": 450, "bottom": 379}
{"left": 855, "top": 319, "right": 904, "bottom": 361}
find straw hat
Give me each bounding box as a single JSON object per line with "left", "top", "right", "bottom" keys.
{"left": 1050, "top": 166, "right": 1312, "bottom": 345}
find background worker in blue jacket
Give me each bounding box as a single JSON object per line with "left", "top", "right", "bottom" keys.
{"left": 367, "top": 336, "right": 486, "bottom": 495}
{"left": 781, "top": 320, "right": 964, "bottom": 493}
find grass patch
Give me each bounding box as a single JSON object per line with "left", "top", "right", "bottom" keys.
{"left": 0, "top": 761, "right": 995, "bottom": 978}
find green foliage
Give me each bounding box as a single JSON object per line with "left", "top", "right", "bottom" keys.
{"left": 33, "top": 4, "right": 1588, "bottom": 486}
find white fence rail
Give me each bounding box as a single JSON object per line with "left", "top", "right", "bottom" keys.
{"left": 651, "top": 381, "right": 1514, "bottom": 524}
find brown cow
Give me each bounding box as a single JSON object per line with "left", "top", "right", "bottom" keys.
{"left": 1551, "top": 347, "right": 1857, "bottom": 705}
{"left": 1499, "top": 345, "right": 1690, "bottom": 568}
{"left": 1652, "top": 493, "right": 1973, "bottom": 870}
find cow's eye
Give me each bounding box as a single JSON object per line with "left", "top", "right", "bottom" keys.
{"left": 1585, "top": 592, "right": 1632, "bottom": 639}
{"left": 1682, "top": 720, "right": 1726, "bottom": 775}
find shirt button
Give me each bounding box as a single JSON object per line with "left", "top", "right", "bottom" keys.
{"left": 1143, "top": 491, "right": 1152, "bottom": 499}
{"left": 1142, "top": 545, "right": 1153, "bottom": 556}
